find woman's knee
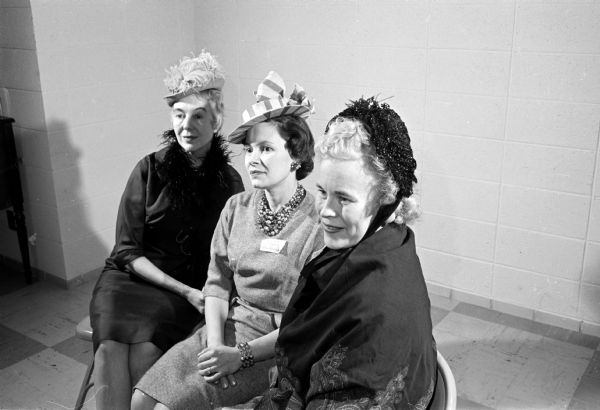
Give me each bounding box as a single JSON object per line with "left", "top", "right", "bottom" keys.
{"left": 95, "top": 340, "right": 129, "bottom": 366}
{"left": 131, "top": 389, "right": 158, "bottom": 410}
{"left": 129, "top": 342, "right": 163, "bottom": 384}
{"left": 130, "top": 342, "right": 162, "bottom": 359}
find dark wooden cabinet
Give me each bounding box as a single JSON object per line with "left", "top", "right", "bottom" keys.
{"left": 0, "top": 116, "right": 33, "bottom": 283}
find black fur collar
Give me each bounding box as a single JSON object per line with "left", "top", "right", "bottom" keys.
{"left": 157, "top": 130, "right": 233, "bottom": 211}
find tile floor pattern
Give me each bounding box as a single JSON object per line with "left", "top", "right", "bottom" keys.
{"left": 1, "top": 267, "right": 600, "bottom": 410}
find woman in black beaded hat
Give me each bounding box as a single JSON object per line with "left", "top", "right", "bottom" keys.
{"left": 132, "top": 71, "right": 324, "bottom": 410}
{"left": 255, "top": 97, "right": 437, "bottom": 409}
{"left": 88, "top": 51, "right": 244, "bottom": 410}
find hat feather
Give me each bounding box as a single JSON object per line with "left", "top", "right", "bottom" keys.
{"left": 164, "top": 51, "right": 225, "bottom": 94}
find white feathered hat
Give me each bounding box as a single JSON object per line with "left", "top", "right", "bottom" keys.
{"left": 163, "top": 51, "right": 225, "bottom": 106}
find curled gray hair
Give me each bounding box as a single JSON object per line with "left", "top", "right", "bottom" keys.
{"left": 201, "top": 89, "right": 225, "bottom": 133}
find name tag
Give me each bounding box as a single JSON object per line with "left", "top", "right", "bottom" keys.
{"left": 260, "top": 238, "right": 287, "bottom": 254}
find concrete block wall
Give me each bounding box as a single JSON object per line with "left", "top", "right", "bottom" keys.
{"left": 30, "top": 0, "right": 197, "bottom": 283}
{"left": 0, "top": 0, "right": 65, "bottom": 275}
{"left": 0, "top": 0, "right": 197, "bottom": 283}
{"left": 194, "top": 0, "right": 600, "bottom": 335}
{"left": 1, "top": 0, "right": 598, "bottom": 336}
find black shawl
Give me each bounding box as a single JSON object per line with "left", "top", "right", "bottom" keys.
{"left": 257, "top": 223, "right": 437, "bottom": 409}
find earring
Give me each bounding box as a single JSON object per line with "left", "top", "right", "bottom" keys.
{"left": 290, "top": 162, "right": 300, "bottom": 171}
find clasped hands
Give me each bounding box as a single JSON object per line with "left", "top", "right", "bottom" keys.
{"left": 197, "top": 345, "right": 242, "bottom": 389}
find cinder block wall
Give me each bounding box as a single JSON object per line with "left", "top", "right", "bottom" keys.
{"left": 196, "top": 0, "right": 600, "bottom": 335}
{"left": 1, "top": 0, "right": 598, "bottom": 336}
{"left": 0, "top": 0, "right": 197, "bottom": 283}
{"left": 29, "top": 0, "right": 197, "bottom": 283}
{"left": 0, "top": 0, "right": 65, "bottom": 275}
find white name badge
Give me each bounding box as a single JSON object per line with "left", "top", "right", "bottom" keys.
{"left": 260, "top": 238, "right": 287, "bottom": 254}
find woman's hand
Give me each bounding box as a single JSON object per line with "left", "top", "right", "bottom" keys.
{"left": 186, "top": 288, "right": 205, "bottom": 314}
{"left": 197, "top": 345, "right": 241, "bottom": 388}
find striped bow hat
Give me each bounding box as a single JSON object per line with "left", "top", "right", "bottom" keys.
{"left": 227, "top": 71, "right": 314, "bottom": 144}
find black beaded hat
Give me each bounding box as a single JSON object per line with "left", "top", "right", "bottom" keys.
{"left": 329, "top": 96, "right": 417, "bottom": 200}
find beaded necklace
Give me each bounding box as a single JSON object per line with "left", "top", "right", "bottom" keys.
{"left": 256, "top": 184, "right": 306, "bottom": 236}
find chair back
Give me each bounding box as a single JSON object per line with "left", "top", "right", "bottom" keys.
{"left": 428, "top": 351, "right": 457, "bottom": 410}
{"left": 76, "top": 316, "right": 93, "bottom": 342}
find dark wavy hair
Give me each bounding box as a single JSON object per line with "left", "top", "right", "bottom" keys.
{"left": 268, "top": 116, "right": 315, "bottom": 181}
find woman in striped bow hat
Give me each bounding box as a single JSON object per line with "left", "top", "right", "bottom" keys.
{"left": 132, "top": 71, "right": 324, "bottom": 410}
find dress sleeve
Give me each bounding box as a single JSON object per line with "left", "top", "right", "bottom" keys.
{"left": 203, "top": 197, "right": 236, "bottom": 301}
{"left": 111, "top": 158, "right": 148, "bottom": 270}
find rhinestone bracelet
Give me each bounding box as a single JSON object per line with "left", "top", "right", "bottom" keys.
{"left": 236, "top": 341, "right": 255, "bottom": 368}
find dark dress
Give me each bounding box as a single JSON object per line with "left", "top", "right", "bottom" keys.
{"left": 89, "top": 135, "right": 243, "bottom": 352}
{"left": 256, "top": 223, "right": 437, "bottom": 410}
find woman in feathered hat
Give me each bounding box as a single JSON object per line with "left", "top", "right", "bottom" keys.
{"left": 255, "top": 97, "right": 437, "bottom": 409}
{"left": 89, "top": 51, "right": 243, "bottom": 410}
{"left": 131, "top": 71, "right": 324, "bottom": 410}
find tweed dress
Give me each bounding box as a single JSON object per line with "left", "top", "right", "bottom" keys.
{"left": 135, "top": 189, "right": 324, "bottom": 409}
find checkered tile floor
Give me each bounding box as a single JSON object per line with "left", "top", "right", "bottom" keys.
{"left": 1, "top": 266, "right": 599, "bottom": 409}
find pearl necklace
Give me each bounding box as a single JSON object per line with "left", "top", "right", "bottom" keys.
{"left": 256, "top": 185, "right": 306, "bottom": 237}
